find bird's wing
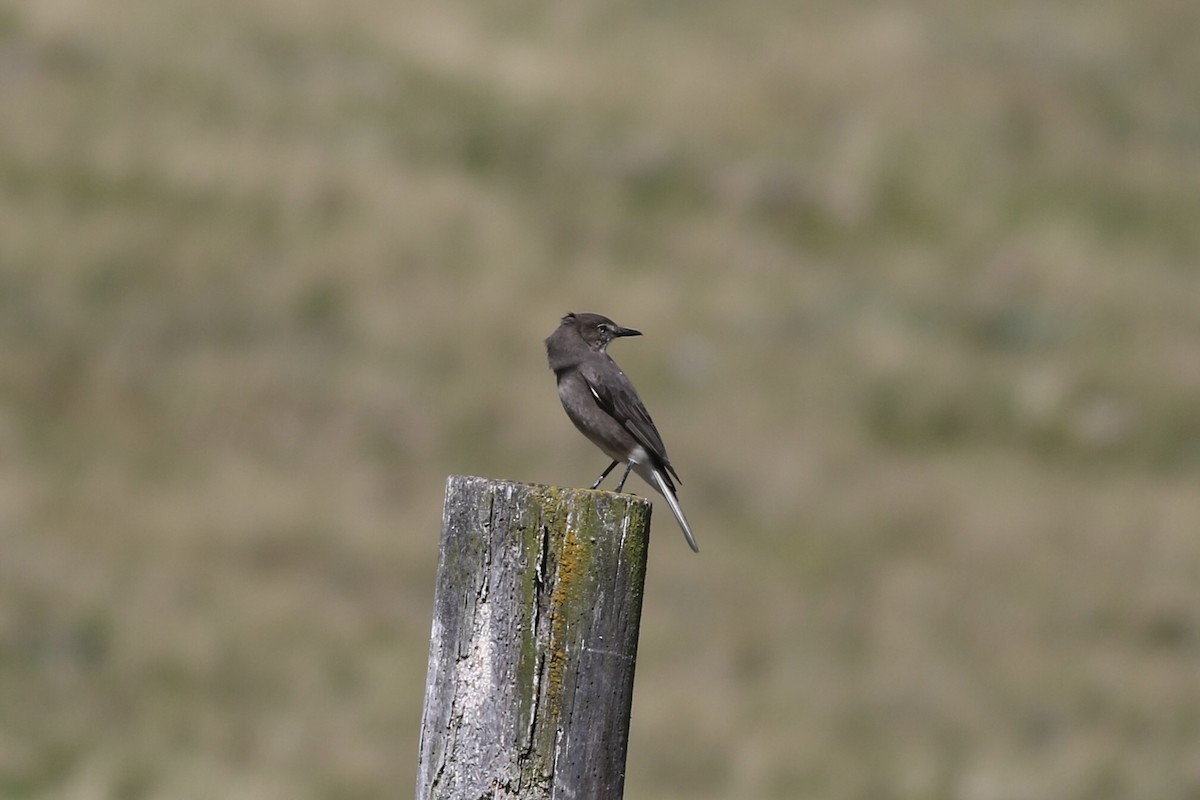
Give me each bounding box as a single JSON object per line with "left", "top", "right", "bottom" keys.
{"left": 579, "top": 356, "right": 682, "bottom": 486}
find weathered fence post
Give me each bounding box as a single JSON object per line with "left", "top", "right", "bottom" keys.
{"left": 416, "top": 475, "right": 652, "bottom": 800}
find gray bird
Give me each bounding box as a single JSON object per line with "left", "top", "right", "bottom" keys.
{"left": 545, "top": 312, "right": 699, "bottom": 553}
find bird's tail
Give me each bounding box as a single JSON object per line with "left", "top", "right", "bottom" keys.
{"left": 648, "top": 467, "right": 700, "bottom": 553}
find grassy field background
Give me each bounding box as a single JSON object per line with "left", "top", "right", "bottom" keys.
{"left": 3, "top": 0, "right": 1200, "bottom": 798}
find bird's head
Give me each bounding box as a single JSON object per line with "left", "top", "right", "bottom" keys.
{"left": 559, "top": 312, "right": 642, "bottom": 352}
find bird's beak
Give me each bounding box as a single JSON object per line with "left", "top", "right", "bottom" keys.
{"left": 613, "top": 326, "right": 642, "bottom": 338}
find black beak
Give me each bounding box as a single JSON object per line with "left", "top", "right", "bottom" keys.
{"left": 613, "top": 326, "right": 642, "bottom": 338}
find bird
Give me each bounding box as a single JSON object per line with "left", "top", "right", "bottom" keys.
{"left": 545, "top": 312, "right": 699, "bottom": 553}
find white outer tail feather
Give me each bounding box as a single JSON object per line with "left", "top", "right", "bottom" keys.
{"left": 649, "top": 468, "right": 700, "bottom": 553}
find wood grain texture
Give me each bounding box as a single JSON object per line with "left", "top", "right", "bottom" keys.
{"left": 417, "top": 475, "right": 652, "bottom": 800}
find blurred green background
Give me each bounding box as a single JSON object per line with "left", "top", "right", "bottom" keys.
{"left": 3, "top": 0, "right": 1199, "bottom": 798}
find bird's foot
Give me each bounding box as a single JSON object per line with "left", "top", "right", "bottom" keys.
{"left": 614, "top": 463, "right": 634, "bottom": 493}
{"left": 591, "top": 460, "right": 619, "bottom": 490}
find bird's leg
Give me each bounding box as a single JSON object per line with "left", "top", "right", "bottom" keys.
{"left": 590, "top": 460, "right": 619, "bottom": 490}
{"left": 614, "top": 463, "right": 634, "bottom": 493}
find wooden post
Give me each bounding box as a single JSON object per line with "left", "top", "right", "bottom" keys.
{"left": 416, "top": 475, "right": 652, "bottom": 800}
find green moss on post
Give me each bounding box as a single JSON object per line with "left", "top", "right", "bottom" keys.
{"left": 417, "top": 475, "right": 652, "bottom": 800}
